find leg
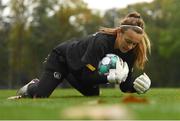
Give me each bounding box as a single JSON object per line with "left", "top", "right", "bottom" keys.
{"left": 17, "top": 50, "right": 68, "bottom": 98}
{"left": 27, "top": 70, "right": 64, "bottom": 98}
{"left": 66, "top": 73, "right": 100, "bottom": 96}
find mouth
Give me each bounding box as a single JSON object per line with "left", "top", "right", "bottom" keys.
{"left": 122, "top": 47, "right": 129, "bottom": 52}
{"left": 120, "top": 47, "right": 129, "bottom": 53}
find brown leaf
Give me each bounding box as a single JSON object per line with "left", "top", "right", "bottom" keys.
{"left": 122, "top": 95, "right": 149, "bottom": 104}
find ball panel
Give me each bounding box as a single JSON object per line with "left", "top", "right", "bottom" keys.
{"left": 101, "top": 57, "right": 111, "bottom": 65}
{"left": 98, "top": 54, "right": 119, "bottom": 75}
{"left": 98, "top": 65, "right": 109, "bottom": 74}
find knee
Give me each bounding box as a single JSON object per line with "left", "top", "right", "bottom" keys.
{"left": 80, "top": 88, "right": 100, "bottom": 96}
{"left": 83, "top": 93, "right": 100, "bottom": 96}
{"left": 28, "top": 84, "right": 51, "bottom": 98}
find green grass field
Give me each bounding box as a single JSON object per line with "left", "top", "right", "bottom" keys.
{"left": 0, "top": 88, "right": 180, "bottom": 120}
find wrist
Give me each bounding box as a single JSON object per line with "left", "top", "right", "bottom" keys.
{"left": 107, "top": 71, "right": 116, "bottom": 83}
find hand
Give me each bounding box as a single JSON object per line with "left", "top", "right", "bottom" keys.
{"left": 133, "top": 73, "right": 151, "bottom": 94}
{"left": 107, "top": 58, "right": 129, "bottom": 84}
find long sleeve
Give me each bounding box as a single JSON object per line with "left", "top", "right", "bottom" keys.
{"left": 79, "top": 66, "right": 108, "bottom": 86}
{"left": 119, "top": 69, "right": 136, "bottom": 93}
{"left": 113, "top": 49, "right": 137, "bottom": 93}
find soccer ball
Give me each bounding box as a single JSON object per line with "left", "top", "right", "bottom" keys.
{"left": 98, "top": 54, "right": 119, "bottom": 75}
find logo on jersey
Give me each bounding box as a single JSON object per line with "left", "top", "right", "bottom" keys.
{"left": 54, "top": 72, "right": 61, "bottom": 79}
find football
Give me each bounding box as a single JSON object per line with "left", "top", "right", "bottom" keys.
{"left": 98, "top": 54, "right": 119, "bottom": 75}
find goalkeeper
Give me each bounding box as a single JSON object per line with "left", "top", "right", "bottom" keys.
{"left": 16, "top": 11, "right": 151, "bottom": 98}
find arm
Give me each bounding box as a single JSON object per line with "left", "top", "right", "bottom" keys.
{"left": 133, "top": 73, "right": 151, "bottom": 94}
{"left": 107, "top": 58, "right": 129, "bottom": 84}
{"left": 119, "top": 72, "right": 151, "bottom": 94}
{"left": 80, "top": 57, "right": 129, "bottom": 86}
{"left": 81, "top": 33, "right": 114, "bottom": 68}
{"left": 80, "top": 66, "right": 108, "bottom": 86}
{"left": 119, "top": 70, "right": 137, "bottom": 93}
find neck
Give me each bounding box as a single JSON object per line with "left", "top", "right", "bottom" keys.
{"left": 114, "top": 32, "right": 122, "bottom": 49}
{"left": 114, "top": 38, "right": 119, "bottom": 49}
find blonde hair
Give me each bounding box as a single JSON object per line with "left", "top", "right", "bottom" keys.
{"left": 99, "top": 12, "right": 151, "bottom": 70}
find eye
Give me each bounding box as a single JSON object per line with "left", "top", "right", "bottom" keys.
{"left": 132, "top": 43, "right": 137, "bottom": 46}
{"left": 125, "top": 38, "right": 137, "bottom": 46}
{"left": 125, "top": 39, "right": 132, "bottom": 44}
{"left": 125, "top": 38, "right": 132, "bottom": 44}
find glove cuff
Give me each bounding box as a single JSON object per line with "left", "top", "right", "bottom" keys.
{"left": 107, "top": 72, "right": 116, "bottom": 83}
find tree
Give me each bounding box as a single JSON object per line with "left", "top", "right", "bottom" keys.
{"left": 7, "top": 0, "right": 31, "bottom": 88}
{"left": 0, "top": 0, "right": 10, "bottom": 87}
{"left": 114, "top": 0, "right": 180, "bottom": 87}
{"left": 4, "top": 0, "right": 103, "bottom": 88}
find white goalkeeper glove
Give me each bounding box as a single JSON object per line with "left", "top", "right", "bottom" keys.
{"left": 107, "top": 58, "right": 129, "bottom": 84}
{"left": 133, "top": 73, "right": 151, "bottom": 94}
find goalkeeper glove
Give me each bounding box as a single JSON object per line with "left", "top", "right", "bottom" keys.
{"left": 133, "top": 73, "right": 151, "bottom": 94}
{"left": 107, "top": 58, "right": 129, "bottom": 84}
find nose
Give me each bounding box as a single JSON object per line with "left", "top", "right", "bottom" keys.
{"left": 127, "top": 44, "right": 134, "bottom": 50}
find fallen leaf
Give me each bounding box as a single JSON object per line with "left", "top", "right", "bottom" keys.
{"left": 122, "top": 95, "right": 148, "bottom": 104}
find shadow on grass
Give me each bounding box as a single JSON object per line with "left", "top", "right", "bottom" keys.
{"left": 51, "top": 95, "right": 122, "bottom": 99}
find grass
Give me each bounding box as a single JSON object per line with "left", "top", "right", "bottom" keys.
{"left": 0, "top": 88, "right": 180, "bottom": 120}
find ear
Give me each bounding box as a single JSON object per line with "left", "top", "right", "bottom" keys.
{"left": 115, "top": 29, "right": 123, "bottom": 45}
{"left": 116, "top": 28, "right": 123, "bottom": 38}
{"left": 117, "top": 28, "right": 122, "bottom": 33}
{"left": 118, "top": 28, "right": 126, "bottom": 37}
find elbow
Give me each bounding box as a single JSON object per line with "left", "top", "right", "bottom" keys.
{"left": 119, "top": 82, "right": 136, "bottom": 93}
{"left": 119, "top": 83, "right": 129, "bottom": 93}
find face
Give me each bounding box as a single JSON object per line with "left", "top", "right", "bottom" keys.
{"left": 116, "top": 29, "right": 143, "bottom": 53}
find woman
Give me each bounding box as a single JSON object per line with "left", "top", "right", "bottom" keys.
{"left": 17, "top": 11, "right": 151, "bottom": 98}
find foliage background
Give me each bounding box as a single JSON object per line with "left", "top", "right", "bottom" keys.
{"left": 0, "top": 0, "right": 179, "bottom": 88}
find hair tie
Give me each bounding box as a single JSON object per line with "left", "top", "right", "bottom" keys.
{"left": 119, "top": 25, "right": 143, "bottom": 34}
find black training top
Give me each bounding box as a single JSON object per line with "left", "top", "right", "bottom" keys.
{"left": 54, "top": 32, "right": 135, "bottom": 70}
{"left": 53, "top": 32, "right": 136, "bottom": 89}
